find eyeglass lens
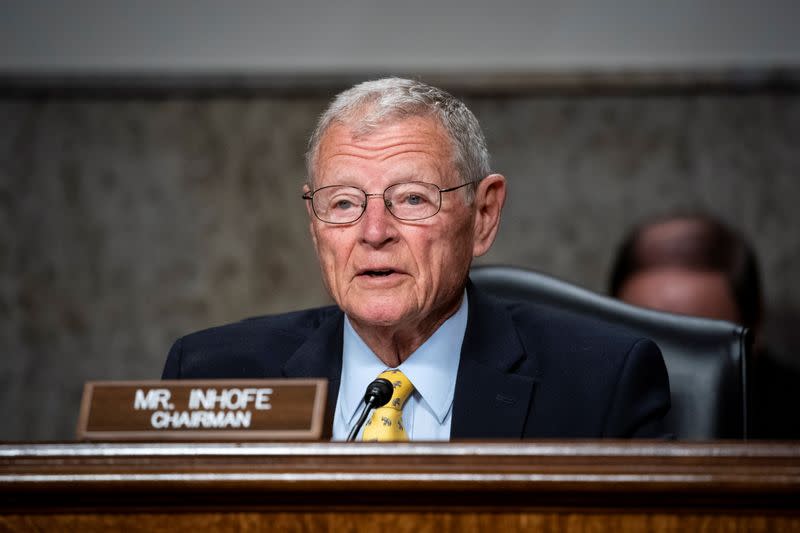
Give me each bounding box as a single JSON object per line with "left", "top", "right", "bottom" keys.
{"left": 311, "top": 182, "right": 443, "bottom": 223}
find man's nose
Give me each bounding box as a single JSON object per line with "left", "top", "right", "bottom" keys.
{"left": 359, "top": 194, "right": 396, "bottom": 245}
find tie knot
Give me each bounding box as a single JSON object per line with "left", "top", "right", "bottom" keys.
{"left": 376, "top": 369, "right": 414, "bottom": 410}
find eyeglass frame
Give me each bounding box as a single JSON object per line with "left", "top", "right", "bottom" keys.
{"left": 302, "top": 180, "right": 478, "bottom": 224}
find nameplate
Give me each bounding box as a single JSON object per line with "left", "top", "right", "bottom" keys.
{"left": 76, "top": 379, "right": 327, "bottom": 441}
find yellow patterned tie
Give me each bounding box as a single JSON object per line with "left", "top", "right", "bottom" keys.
{"left": 362, "top": 369, "right": 414, "bottom": 442}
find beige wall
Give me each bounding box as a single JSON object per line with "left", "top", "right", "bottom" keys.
{"left": 2, "top": 1, "right": 799, "bottom": 72}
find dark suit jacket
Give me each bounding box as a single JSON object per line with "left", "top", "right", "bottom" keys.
{"left": 163, "top": 283, "right": 671, "bottom": 439}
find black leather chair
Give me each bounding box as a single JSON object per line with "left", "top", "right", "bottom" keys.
{"left": 470, "top": 265, "right": 751, "bottom": 440}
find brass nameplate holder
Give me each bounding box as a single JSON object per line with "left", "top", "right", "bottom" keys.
{"left": 76, "top": 379, "right": 327, "bottom": 441}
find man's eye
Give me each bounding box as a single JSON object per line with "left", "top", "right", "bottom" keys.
{"left": 328, "top": 195, "right": 360, "bottom": 210}
{"left": 402, "top": 194, "right": 427, "bottom": 206}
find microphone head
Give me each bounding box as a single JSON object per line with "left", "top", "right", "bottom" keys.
{"left": 364, "top": 378, "right": 394, "bottom": 407}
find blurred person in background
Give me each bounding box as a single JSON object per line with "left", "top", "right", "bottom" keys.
{"left": 609, "top": 213, "right": 800, "bottom": 439}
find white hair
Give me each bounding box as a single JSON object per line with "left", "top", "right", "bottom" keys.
{"left": 305, "top": 78, "right": 491, "bottom": 192}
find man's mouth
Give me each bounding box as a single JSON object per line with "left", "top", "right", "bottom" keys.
{"left": 361, "top": 269, "right": 396, "bottom": 277}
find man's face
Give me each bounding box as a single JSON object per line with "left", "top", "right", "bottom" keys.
{"left": 306, "top": 116, "right": 479, "bottom": 333}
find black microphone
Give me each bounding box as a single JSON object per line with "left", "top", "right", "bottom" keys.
{"left": 347, "top": 378, "right": 394, "bottom": 441}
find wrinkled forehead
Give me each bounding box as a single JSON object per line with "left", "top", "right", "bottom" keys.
{"left": 311, "top": 112, "right": 458, "bottom": 182}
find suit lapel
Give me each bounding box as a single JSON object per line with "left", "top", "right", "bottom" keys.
{"left": 281, "top": 309, "right": 344, "bottom": 438}
{"left": 276, "top": 287, "right": 540, "bottom": 440}
{"left": 451, "top": 284, "right": 539, "bottom": 439}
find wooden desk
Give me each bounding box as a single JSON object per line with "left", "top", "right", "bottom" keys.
{"left": 2, "top": 441, "right": 799, "bottom": 531}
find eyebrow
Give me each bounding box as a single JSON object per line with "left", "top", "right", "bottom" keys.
{"left": 319, "top": 176, "right": 441, "bottom": 190}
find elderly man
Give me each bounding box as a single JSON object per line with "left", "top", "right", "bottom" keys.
{"left": 163, "top": 78, "right": 670, "bottom": 440}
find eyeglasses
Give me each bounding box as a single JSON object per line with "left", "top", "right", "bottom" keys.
{"left": 302, "top": 180, "right": 477, "bottom": 224}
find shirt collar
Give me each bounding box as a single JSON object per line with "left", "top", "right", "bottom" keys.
{"left": 339, "top": 290, "right": 468, "bottom": 425}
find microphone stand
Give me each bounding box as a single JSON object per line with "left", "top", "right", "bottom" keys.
{"left": 347, "top": 378, "right": 394, "bottom": 442}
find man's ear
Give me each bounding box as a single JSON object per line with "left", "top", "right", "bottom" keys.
{"left": 303, "top": 184, "right": 319, "bottom": 249}
{"left": 303, "top": 183, "right": 313, "bottom": 218}
{"left": 472, "top": 174, "right": 506, "bottom": 257}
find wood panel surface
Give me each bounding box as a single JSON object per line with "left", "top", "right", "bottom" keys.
{"left": 2, "top": 441, "right": 799, "bottom": 531}
{"left": 2, "top": 512, "right": 800, "bottom": 533}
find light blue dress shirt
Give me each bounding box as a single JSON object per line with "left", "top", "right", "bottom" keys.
{"left": 331, "top": 291, "right": 468, "bottom": 441}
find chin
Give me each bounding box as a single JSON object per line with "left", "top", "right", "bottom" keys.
{"left": 346, "top": 302, "right": 412, "bottom": 329}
